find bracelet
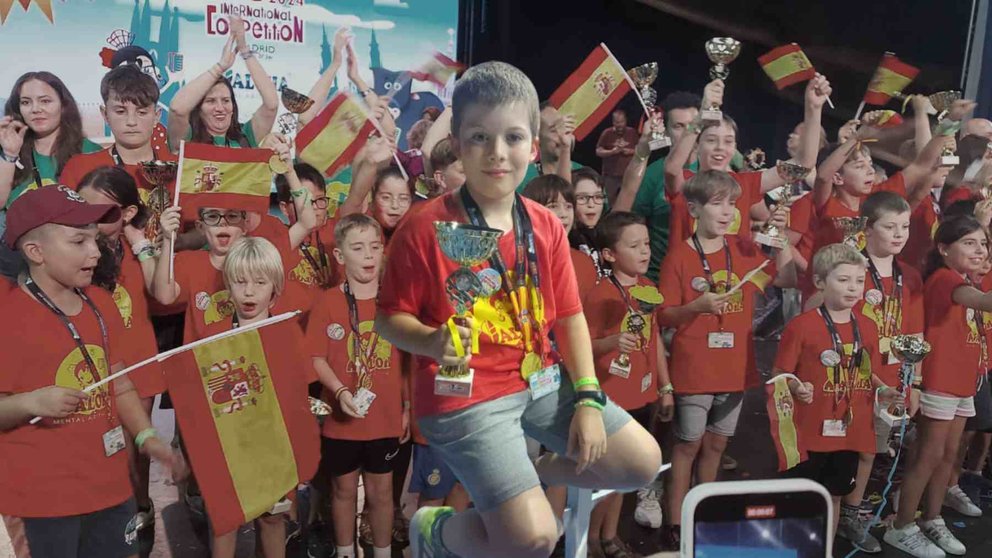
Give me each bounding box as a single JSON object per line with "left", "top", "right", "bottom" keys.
{"left": 658, "top": 383, "right": 674, "bottom": 395}
{"left": 210, "top": 64, "right": 224, "bottom": 78}
{"left": 573, "top": 377, "right": 600, "bottom": 391}
{"left": 137, "top": 245, "right": 158, "bottom": 262}
{"left": 240, "top": 50, "right": 255, "bottom": 61}
{"left": 0, "top": 151, "right": 19, "bottom": 165}
{"left": 131, "top": 239, "right": 152, "bottom": 254}
{"left": 135, "top": 427, "right": 159, "bottom": 450}
{"left": 290, "top": 187, "right": 308, "bottom": 199}
{"left": 360, "top": 88, "right": 374, "bottom": 98}
{"left": 575, "top": 399, "right": 605, "bottom": 412}
{"left": 334, "top": 386, "right": 349, "bottom": 401}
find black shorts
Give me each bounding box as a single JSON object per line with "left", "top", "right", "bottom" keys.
{"left": 784, "top": 450, "right": 859, "bottom": 496}
{"left": 20, "top": 497, "right": 137, "bottom": 558}
{"left": 966, "top": 373, "right": 992, "bottom": 432}
{"left": 322, "top": 436, "right": 401, "bottom": 476}
{"left": 627, "top": 403, "right": 655, "bottom": 431}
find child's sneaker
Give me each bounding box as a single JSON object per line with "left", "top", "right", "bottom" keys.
{"left": 883, "top": 522, "right": 945, "bottom": 558}
{"left": 409, "top": 506, "right": 454, "bottom": 558}
{"left": 634, "top": 488, "right": 662, "bottom": 528}
{"left": 943, "top": 485, "right": 982, "bottom": 517}
{"left": 920, "top": 517, "right": 966, "bottom": 556}
{"left": 836, "top": 513, "right": 881, "bottom": 553}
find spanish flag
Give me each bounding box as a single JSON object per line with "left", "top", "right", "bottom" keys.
{"left": 758, "top": 43, "right": 816, "bottom": 90}
{"left": 766, "top": 374, "right": 806, "bottom": 471}
{"left": 863, "top": 53, "right": 920, "bottom": 106}
{"left": 409, "top": 52, "right": 466, "bottom": 87}
{"left": 175, "top": 142, "right": 273, "bottom": 221}
{"left": 549, "top": 43, "right": 633, "bottom": 141}
{"left": 297, "top": 92, "right": 376, "bottom": 178}
{"left": 164, "top": 318, "right": 319, "bottom": 536}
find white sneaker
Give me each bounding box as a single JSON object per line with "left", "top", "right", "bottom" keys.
{"left": 883, "top": 523, "right": 946, "bottom": 558}
{"left": 634, "top": 488, "right": 662, "bottom": 528}
{"left": 920, "top": 517, "right": 966, "bottom": 556}
{"left": 943, "top": 485, "right": 982, "bottom": 517}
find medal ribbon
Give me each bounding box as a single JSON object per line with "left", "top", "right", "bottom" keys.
{"left": 343, "top": 280, "right": 380, "bottom": 389}
{"left": 818, "top": 306, "right": 862, "bottom": 420}
{"left": 863, "top": 252, "right": 903, "bottom": 338}
{"left": 690, "top": 233, "right": 732, "bottom": 329}
{"left": 608, "top": 275, "right": 648, "bottom": 355}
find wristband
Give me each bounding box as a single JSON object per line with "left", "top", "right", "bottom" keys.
{"left": 137, "top": 246, "right": 158, "bottom": 263}
{"left": 135, "top": 427, "right": 159, "bottom": 450}
{"left": 658, "top": 383, "right": 674, "bottom": 396}
{"left": 360, "top": 88, "right": 374, "bottom": 98}
{"left": 573, "top": 377, "right": 600, "bottom": 391}
{"left": 131, "top": 239, "right": 152, "bottom": 254}
{"left": 240, "top": 50, "right": 255, "bottom": 61}
{"left": 575, "top": 399, "right": 605, "bottom": 412}
{"left": 0, "top": 151, "right": 19, "bottom": 165}
{"left": 334, "top": 386, "right": 349, "bottom": 401}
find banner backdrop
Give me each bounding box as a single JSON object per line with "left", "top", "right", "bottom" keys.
{"left": 0, "top": 0, "right": 458, "bottom": 152}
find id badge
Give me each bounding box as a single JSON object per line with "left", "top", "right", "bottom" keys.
{"left": 529, "top": 364, "right": 561, "bottom": 400}
{"left": 822, "top": 419, "right": 848, "bottom": 438}
{"left": 708, "top": 332, "right": 735, "bottom": 349}
{"left": 103, "top": 425, "right": 126, "bottom": 457}
{"left": 435, "top": 369, "right": 474, "bottom": 398}
{"left": 353, "top": 387, "right": 377, "bottom": 415}
{"left": 268, "top": 497, "right": 293, "bottom": 515}
{"left": 608, "top": 357, "right": 632, "bottom": 379}
{"left": 641, "top": 373, "right": 652, "bottom": 393}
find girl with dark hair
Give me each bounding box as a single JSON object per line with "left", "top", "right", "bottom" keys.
{"left": 0, "top": 71, "right": 101, "bottom": 212}
{"left": 523, "top": 174, "right": 597, "bottom": 293}
{"left": 167, "top": 16, "right": 278, "bottom": 149}
{"left": 371, "top": 166, "right": 414, "bottom": 241}
{"left": 570, "top": 167, "right": 610, "bottom": 278}
{"left": 885, "top": 215, "right": 992, "bottom": 556}
{"left": 76, "top": 166, "right": 165, "bottom": 535}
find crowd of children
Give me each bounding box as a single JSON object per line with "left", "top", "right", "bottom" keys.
{"left": 2, "top": 15, "right": 992, "bottom": 558}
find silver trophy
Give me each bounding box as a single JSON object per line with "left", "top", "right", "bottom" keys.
{"left": 755, "top": 161, "right": 810, "bottom": 249}
{"left": 277, "top": 87, "right": 315, "bottom": 163}
{"left": 833, "top": 216, "right": 868, "bottom": 248}
{"left": 434, "top": 222, "right": 502, "bottom": 379}
{"left": 930, "top": 91, "right": 963, "bottom": 166}
{"left": 702, "top": 37, "right": 741, "bottom": 122}
{"left": 880, "top": 335, "right": 932, "bottom": 426}
{"left": 628, "top": 63, "right": 670, "bottom": 150}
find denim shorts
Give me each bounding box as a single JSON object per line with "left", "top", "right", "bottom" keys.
{"left": 417, "top": 381, "right": 631, "bottom": 512}
{"left": 20, "top": 497, "right": 137, "bottom": 558}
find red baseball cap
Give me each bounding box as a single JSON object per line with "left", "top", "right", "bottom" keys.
{"left": 4, "top": 185, "right": 122, "bottom": 249}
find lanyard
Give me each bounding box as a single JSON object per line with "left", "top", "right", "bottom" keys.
{"left": 459, "top": 188, "right": 543, "bottom": 356}
{"left": 609, "top": 275, "right": 648, "bottom": 354}
{"left": 818, "top": 305, "right": 862, "bottom": 410}
{"left": 300, "top": 230, "right": 332, "bottom": 287}
{"left": 110, "top": 145, "right": 160, "bottom": 168}
{"left": 864, "top": 252, "right": 903, "bottom": 337}
{"left": 690, "top": 233, "right": 731, "bottom": 328}
{"left": 966, "top": 277, "right": 990, "bottom": 370}
{"left": 30, "top": 151, "right": 44, "bottom": 190}
{"left": 24, "top": 276, "right": 111, "bottom": 410}
{"left": 343, "top": 280, "right": 380, "bottom": 386}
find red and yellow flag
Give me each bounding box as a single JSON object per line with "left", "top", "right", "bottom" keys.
{"left": 758, "top": 43, "right": 816, "bottom": 90}
{"left": 296, "top": 92, "right": 376, "bottom": 178}
{"left": 0, "top": 0, "right": 54, "bottom": 24}
{"left": 164, "top": 320, "right": 319, "bottom": 536}
{"left": 549, "top": 43, "right": 633, "bottom": 141}
{"left": 409, "top": 52, "right": 465, "bottom": 87}
{"left": 176, "top": 142, "right": 274, "bottom": 221}
{"left": 766, "top": 375, "right": 806, "bottom": 472}
{"left": 863, "top": 53, "right": 920, "bottom": 106}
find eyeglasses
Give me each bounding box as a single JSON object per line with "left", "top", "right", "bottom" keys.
{"left": 576, "top": 194, "right": 606, "bottom": 205}
{"left": 199, "top": 210, "right": 246, "bottom": 226}
{"left": 311, "top": 197, "right": 329, "bottom": 210}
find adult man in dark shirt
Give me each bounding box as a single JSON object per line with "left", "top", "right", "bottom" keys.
{"left": 596, "top": 109, "right": 638, "bottom": 204}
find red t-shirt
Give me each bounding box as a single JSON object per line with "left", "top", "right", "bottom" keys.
{"left": 668, "top": 170, "right": 764, "bottom": 245}
{"left": 250, "top": 215, "right": 315, "bottom": 319}
{"left": 923, "top": 268, "right": 984, "bottom": 397}
{"left": 571, "top": 248, "right": 598, "bottom": 298}
{"left": 0, "top": 286, "right": 132, "bottom": 517}
{"left": 306, "top": 285, "right": 404, "bottom": 440}
{"left": 284, "top": 220, "right": 343, "bottom": 314}
{"left": 857, "top": 261, "right": 924, "bottom": 387}
{"left": 788, "top": 193, "right": 816, "bottom": 267}
{"left": 775, "top": 309, "right": 881, "bottom": 454}
{"left": 378, "top": 194, "right": 583, "bottom": 418}
{"left": 174, "top": 251, "right": 233, "bottom": 343}
{"left": 904, "top": 197, "right": 940, "bottom": 273}
{"left": 115, "top": 243, "right": 165, "bottom": 398}
{"left": 658, "top": 236, "right": 776, "bottom": 393}
{"left": 585, "top": 277, "right": 660, "bottom": 410}
{"left": 60, "top": 146, "right": 178, "bottom": 200}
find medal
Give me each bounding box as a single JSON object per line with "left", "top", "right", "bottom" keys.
{"left": 691, "top": 276, "right": 710, "bottom": 292}
{"left": 268, "top": 154, "right": 289, "bottom": 174}
{"left": 820, "top": 349, "right": 841, "bottom": 367}
{"left": 865, "top": 289, "right": 883, "bottom": 306}
{"left": 521, "top": 351, "right": 543, "bottom": 380}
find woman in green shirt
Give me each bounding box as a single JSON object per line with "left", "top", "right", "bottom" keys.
{"left": 167, "top": 15, "right": 278, "bottom": 149}
{"left": 0, "top": 71, "right": 100, "bottom": 211}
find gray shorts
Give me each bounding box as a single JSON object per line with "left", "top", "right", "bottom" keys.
{"left": 418, "top": 381, "right": 631, "bottom": 512}
{"left": 674, "top": 392, "right": 744, "bottom": 441}
{"left": 20, "top": 497, "right": 136, "bottom": 558}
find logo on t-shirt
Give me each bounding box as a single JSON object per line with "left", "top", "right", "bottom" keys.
{"left": 196, "top": 290, "right": 234, "bottom": 325}
{"left": 113, "top": 284, "right": 134, "bottom": 329}
{"left": 472, "top": 275, "right": 545, "bottom": 348}
{"left": 55, "top": 344, "right": 112, "bottom": 424}
{"left": 346, "top": 321, "right": 393, "bottom": 376}
{"left": 820, "top": 343, "right": 873, "bottom": 396}
{"left": 291, "top": 247, "right": 321, "bottom": 287}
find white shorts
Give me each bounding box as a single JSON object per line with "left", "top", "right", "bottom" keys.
{"left": 920, "top": 391, "right": 976, "bottom": 421}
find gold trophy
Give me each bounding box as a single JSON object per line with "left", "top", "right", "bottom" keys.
{"left": 139, "top": 160, "right": 178, "bottom": 243}
{"left": 879, "top": 335, "right": 932, "bottom": 427}
{"left": 754, "top": 161, "right": 810, "bottom": 249}
{"left": 702, "top": 37, "right": 741, "bottom": 122}
{"left": 628, "top": 63, "right": 670, "bottom": 150}
{"left": 930, "top": 91, "right": 963, "bottom": 167}
{"left": 744, "top": 148, "right": 767, "bottom": 171}
{"left": 610, "top": 286, "right": 665, "bottom": 375}
{"left": 832, "top": 216, "right": 867, "bottom": 248}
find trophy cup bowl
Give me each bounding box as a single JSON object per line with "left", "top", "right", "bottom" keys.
{"left": 929, "top": 91, "right": 963, "bottom": 166}
{"left": 309, "top": 396, "right": 332, "bottom": 417}
{"left": 281, "top": 87, "right": 315, "bottom": 114}
{"left": 628, "top": 63, "right": 658, "bottom": 93}
{"left": 879, "top": 335, "right": 932, "bottom": 426}
{"left": 139, "top": 161, "right": 178, "bottom": 241}
{"left": 776, "top": 160, "right": 812, "bottom": 185}
{"left": 745, "top": 148, "right": 767, "bottom": 171}
{"left": 705, "top": 37, "right": 741, "bottom": 81}
{"left": 139, "top": 160, "right": 178, "bottom": 187}
{"left": 833, "top": 216, "right": 868, "bottom": 247}
{"left": 628, "top": 63, "right": 669, "bottom": 150}
{"left": 754, "top": 162, "right": 810, "bottom": 248}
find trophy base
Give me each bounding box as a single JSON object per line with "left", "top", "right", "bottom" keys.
{"left": 880, "top": 408, "right": 909, "bottom": 428}
{"left": 939, "top": 154, "right": 960, "bottom": 167}
{"left": 701, "top": 109, "right": 723, "bottom": 123}
{"left": 649, "top": 137, "right": 672, "bottom": 151}
{"left": 434, "top": 369, "right": 474, "bottom": 398}
{"left": 754, "top": 231, "right": 784, "bottom": 249}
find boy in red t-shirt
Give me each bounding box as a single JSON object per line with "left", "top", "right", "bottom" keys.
{"left": 306, "top": 214, "right": 408, "bottom": 558}
{"left": 774, "top": 243, "right": 891, "bottom": 540}
{"left": 658, "top": 170, "right": 796, "bottom": 547}
{"left": 585, "top": 212, "right": 672, "bottom": 555}
{"left": 0, "top": 186, "right": 182, "bottom": 557}
{"left": 376, "top": 62, "right": 661, "bottom": 558}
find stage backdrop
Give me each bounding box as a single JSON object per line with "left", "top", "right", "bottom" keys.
{"left": 0, "top": 0, "right": 458, "bottom": 151}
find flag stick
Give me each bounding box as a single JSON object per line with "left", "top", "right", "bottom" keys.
{"left": 28, "top": 311, "right": 302, "bottom": 425}
{"left": 854, "top": 101, "right": 866, "bottom": 121}
{"left": 168, "top": 141, "right": 186, "bottom": 283}
{"left": 825, "top": 95, "right": 835, "bottom": 110}
{"left": 725, "top": 260, "right": 771, "bottom": 296}
{"left": 766, "top": 372, "right": 801, "bottom": 385}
